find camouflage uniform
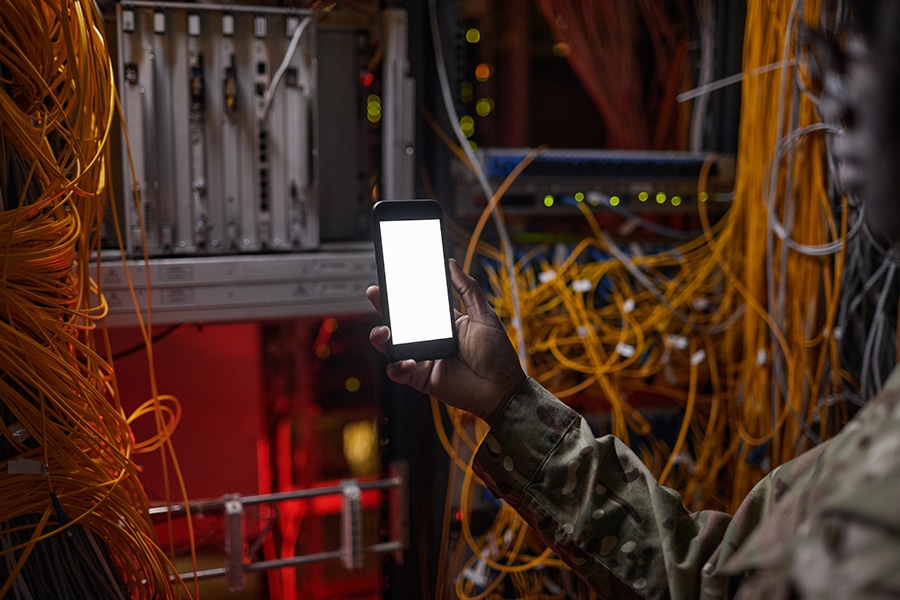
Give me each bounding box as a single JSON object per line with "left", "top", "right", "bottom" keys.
{"left": 473, "top": 366, "right": 900, "bottom": 599}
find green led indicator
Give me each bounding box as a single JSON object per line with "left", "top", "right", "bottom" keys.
{"left": 574, "top": 192, "right": 585, "bottom": 202}
{"left": 459, "top": 115, "right": 475, "bottom": 137}
{"left": 638, "top": 191, "right": 649, "bottom": 202}
{"left": 610, "top": 195, "right": 621, "bottom": 207}
{"left": 544, "top": 195, "right": 554, "bottom": 207}
{"left": 475, "top": 97, "right": 495, "bottom": 117}
{"left": 700, "top": 192, "right": 709, "bottom": 202}
{"left": 656, "top": 192, "right": 667, "bottom": 204}
{"left": 671, "top": 196, "right": 682, "bottom": 207}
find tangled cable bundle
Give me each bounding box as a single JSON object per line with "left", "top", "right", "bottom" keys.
{"left": 0, "top": 1, "right": 187, "bottom": 597}
{"left": 434, "top": 0, "right": 874, "bottom": 597}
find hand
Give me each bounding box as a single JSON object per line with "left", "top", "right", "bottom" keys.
{"left": 367, "top": 259, "right": 527, "bottom": 424}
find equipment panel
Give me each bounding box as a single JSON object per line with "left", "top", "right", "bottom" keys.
{"left": 453, "top": 147, "right": 734, "bottom": 216}
{"left": 117, "top": 3, "right": 318, "bottom": 255}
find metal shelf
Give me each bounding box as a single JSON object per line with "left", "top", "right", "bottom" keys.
{"left": 96, "top": 243, "right": 377, "bottom": 327}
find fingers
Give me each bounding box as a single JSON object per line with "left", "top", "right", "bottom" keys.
{"left": 386, "top": 359, "right": 436, "bottom": 396}
{"left": 367, "top": 286, "right": 390, "bottom": 354}
{"left": 369, "top": 324, "right": 390, "bottom": 353}
{"left": 385, "top": 359, "right": 419, "bottom": 385}
{"left": 448, "top": 259, "right": 496, "bottom": 323}
{"left": 365, "top": 285, "right": 382, "bottom": 315}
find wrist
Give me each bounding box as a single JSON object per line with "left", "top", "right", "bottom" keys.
{"left": 483, "top": 374, "right": 528, "bottom": 426}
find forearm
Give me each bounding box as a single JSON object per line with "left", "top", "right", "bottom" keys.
{"left": 473, "top": 378, "right": 733, "bottom": 600}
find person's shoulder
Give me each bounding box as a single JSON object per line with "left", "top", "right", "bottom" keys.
{"left": 812, "top": 365, "right": 900, "bottom": 522}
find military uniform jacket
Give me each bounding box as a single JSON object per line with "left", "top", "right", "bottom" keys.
{"left": 472, "top": 366, "right": 900, "bottom": 599}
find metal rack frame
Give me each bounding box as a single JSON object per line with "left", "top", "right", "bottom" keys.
{"left": 150, "top": 462, "right": 407, "bottom": 593}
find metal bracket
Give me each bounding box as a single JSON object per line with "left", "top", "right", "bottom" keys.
{"left": 340, "top": 480, "right": 363, "bottom": 570}
{"left": 223, "top": 494, "right": 245, "bottom": 591}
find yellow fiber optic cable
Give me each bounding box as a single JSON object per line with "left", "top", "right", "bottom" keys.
{"left": 0, "top": 1, "right": 194, "bottom": 597}
{"left": 432, "top": 0, "right": 851, "bottom": 594}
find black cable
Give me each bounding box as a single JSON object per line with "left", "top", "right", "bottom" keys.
{"left": 112, "top": 322, "right": 204, "bottom": 360}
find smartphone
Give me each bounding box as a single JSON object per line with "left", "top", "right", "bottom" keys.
{"left": 372, "top": 199, "right": 458, "bottom": 361}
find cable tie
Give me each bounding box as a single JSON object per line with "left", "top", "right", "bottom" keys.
{"left": 690, "top": 349, "right": 707, "bottom": 365}
{"left": 9, "top": 421, "right": 30, "bottom": 443}
{"left": 486, "top": 534, "right": 499, "bottom": 557}
{"left": 538, "top": 270, "right": 557, "bottom": 284}
{"left": 833, "top": 326, "right": 843, "bottom": 341}
{"left": 572, "top": 279, "right": 592, "bottom": 293}
{"left": 756, "top": 349, "right": 768, "bottom": 365}
{"left": 462, "top": 560, "right": 489, "bottom": 587}
{"left": 7, "top": 458, "right": 46, "bottom": 475}
{"left": 692, "top": 297, "right": 710, "bottom": 311}
{"left": 615, "top": 342, "right": 636, "bottom": 358}
{"left": 667, "top": 335, "right": 689, "bottom": 350}
{"left": 622, "top": 298, "right": 635, "bottom": 314}
{"left": 576, "top": 325, "right": 589, "bottom": 338}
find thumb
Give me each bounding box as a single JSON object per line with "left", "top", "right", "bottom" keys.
{"left": 448, "top": 259, "right": 496, "bottom": 323}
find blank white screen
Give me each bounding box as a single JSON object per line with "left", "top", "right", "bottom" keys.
{"left": 380, "top": 219, "right": 453, "bottom": 345}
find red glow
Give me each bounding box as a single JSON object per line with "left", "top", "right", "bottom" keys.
{"left": 309, "top": 484, "right": 382, "bottom": 515}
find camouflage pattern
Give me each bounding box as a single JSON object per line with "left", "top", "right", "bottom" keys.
{"left": 473, "top": 367, "right": 900, "bottom": 599}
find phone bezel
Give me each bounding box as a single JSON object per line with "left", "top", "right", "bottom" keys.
{"left": 372, "top": 199, "right": 458, "bottom": 362}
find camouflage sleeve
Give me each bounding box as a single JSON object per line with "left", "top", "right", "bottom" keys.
{"left": 721, "top": 368, "right": 900, "bottom": 599}
{"left": 472, "top": 377, "right": 737, "bottom": 600}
